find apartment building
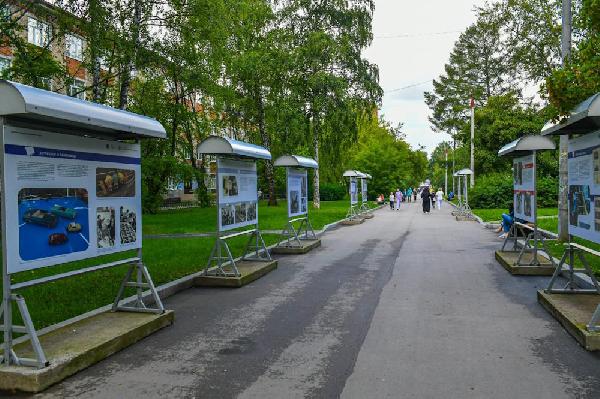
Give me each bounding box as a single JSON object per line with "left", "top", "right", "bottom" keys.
{"left": 0, "top": 1, "right": 91, "bottom": 100}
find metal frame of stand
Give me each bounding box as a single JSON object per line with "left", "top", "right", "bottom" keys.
{"left": 540, "top": 91, "right": 600, "bottom": 332}
{"left": 343, "top": 170, "right": 365, "bottom": 221}
{"left": 273, "top": 155, "right": 319, "bottom": 249}
{"left": 497, "top": 136, "right": 557, "bottom": 267}
{"left": 0, "top": 81, "right": 166, "bottom": 369}
{"left": 198, "top": 136, "right": 273, "bottom": 277}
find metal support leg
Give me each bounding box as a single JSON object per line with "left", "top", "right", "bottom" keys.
{"left": 546, "top": 249, "right": 569, "bottom": 293}
{"left": 588, "top": 305, "right": 600, "bottom": 332}
{"left": 0, "top": 294, "right": 49, "bottom": 368}
{"left": 113, "top": 262, "right": 164, "bottom": 314}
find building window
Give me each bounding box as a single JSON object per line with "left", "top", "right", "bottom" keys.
{"left": 40, "top": 77, "right": 53, "bottom": 91}
{"left": 0, "top": 57, "right": 11, "bottom": 76}
{"left": 65, "top": 34, "right": 83, "bottom": 61}
{"left": 68, "top": 79, "right": 86, "bottom": 100}
{"left": 28, "top": 17, "right": 51, "bottom": 48}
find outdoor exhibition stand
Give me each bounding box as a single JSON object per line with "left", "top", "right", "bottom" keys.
{"left": 272, "top": 155, "right": 319, "bottom": 252}
{"left": 497, "top": 135, "right": 557, "bottom": 270}
{"left": 197, "top": 136, "right": 272, "bottom": 277}
{"left": 359, "top": 173, "right": 374, "bottom": 218}
{"left": 343, "top": 170, "right": 364, "bottom": 221}
{"left": 541, "top": 93, "right": 600, "bottom": 333}
{"left": 452, "top": 168, "right": 474, "bottom": 219}
{"left": 0, "top": 80, "right": 166, "bottom": 368}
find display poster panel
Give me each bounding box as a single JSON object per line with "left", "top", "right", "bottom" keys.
{"left": 567, "top": 133, "right": 600, "bottom": 243}
{"left": 513, "top": 154, "right": 535, "bottom": 223}
{"left": 217, "top": 158, "right": 258, "bottom": 232}
{"left": 287, "top": 168, "right": 308, "bottom": 218}
{"left": 350, "top": 177, "right": 358, "bottom": 205}
{"left": 361, "top": 179, "right": 368, "bottom": 203}
{"left": 3, "top": 125, "right": 142, "bottom": 274}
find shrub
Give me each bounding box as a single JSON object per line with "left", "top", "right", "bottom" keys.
{"left": 318, "top": 183, "right": 347, "bottom": 201}
{"left": 468, "top": 173, "right": 558, "bottom": 209}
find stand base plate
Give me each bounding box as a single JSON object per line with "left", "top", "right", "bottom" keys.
{"left": 538, "top": 291, "right": 600, "bottom": 351}
{"left": 194, "top": 259, "right": 278, "bottom": 288}
{"left": 340, "top": 218, "right": 365, "bottom": 226}
{"left": 0, "top": 310, "right": 173, "bottom": 393}
{"left": 271, "top": 239, "right": 321, "bottom": 255}
{"left": 495, "top": 251, "right": 555, "bottom": 276}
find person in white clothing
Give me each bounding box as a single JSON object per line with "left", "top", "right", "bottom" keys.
{"left": 436, "top": 188, "right": 444, "bottom": 210}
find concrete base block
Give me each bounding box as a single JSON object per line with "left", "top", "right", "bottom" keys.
{"left": 495, "top": 251, "right": 556, "bottom": 276}
{"left": 538, "top": 291, "right": 600, "bottom": 351}
{"left": 362, "top": 213, "right": 374, "bottom": 219}
{"left": 340, "top": 218, "right": 365, "bottom": 226}
{"left": 194, "top": 259, "right": 278, "bottom": 288}
{"left": 455, "top": 215, "right": 475, "bottom": 222}
{"left": 0, "top": 310, "right": 174, "bottom": 393}
{"left": 271, "top": 239, "right": 321, "bottom": 255}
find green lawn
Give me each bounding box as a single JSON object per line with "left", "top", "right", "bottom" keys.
{"left": 143, "top": 199, "right": 372, "bottom": 234}
{"left": 472, "top": 208, "right": 558, "bottom": 222}
{"left": 4, "top": 200, "right": 371, "bottom": 334}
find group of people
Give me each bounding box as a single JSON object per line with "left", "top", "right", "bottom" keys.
{"left": 382, "top": 185, "right": 445, "bottom": 214}
{"left": 387, "top": 187, "right": 417, "bottom": 210}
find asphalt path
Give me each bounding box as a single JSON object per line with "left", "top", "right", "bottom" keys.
{"left": 28, "top": 201, "right": 600, "bottom": 398}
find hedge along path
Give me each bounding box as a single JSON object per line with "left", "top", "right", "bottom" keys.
{"left": 3, "top": 200, "right": 376, "bottom": 336}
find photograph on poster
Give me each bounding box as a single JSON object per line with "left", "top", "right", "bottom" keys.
{"left": 595, "top": 149, "right": 600, "bottom": 185}
{"left": 96, "top": 168, "right": 135, "bottom": 197}
{"left": 361, "top": 179, "right": 368, "bottom": 202}
{"left": 301, "top": 176, "right": 307, "bottom": 197}
{"left": 569, "top": 185, "right": 591, "bottom": 228}
{"left": 524, "top": 193, "right": 532, "bottom": 217}
{"left": 222, "top": 175, "right": 239, "bottom": 197}
{"left": 119, "top": 206, "right": 137, "bottom": 245}
{"left": 350, "top": 178, "right": 358, "bottom": 204}
{"left": 19, "top": 188, "right": 89, "bottom": 261}
{"left": 97, "top": 207, "right": 115, "bottom": 248}
{"left": 513, "top": 162, "right": 523, "bottom": 185}
{"left": 221, "top": 204, "right": 235, "bottom": 227}
{"left": 235, "top": 203, "right": 247, "bottom": 223}
{"left": 290, "top": 191, "right": 300, "bottom": 214}
{"left": 515, "top": 192, "right": 523, "bottom": 215}
{"left": 301, "top": 198, "right": 307, "bottom": 213}
{"left": 247, "top": 201, "right": 257, "bottom": 221}
{"left": 595, "top": 198, "right": 600, "bottom": 232}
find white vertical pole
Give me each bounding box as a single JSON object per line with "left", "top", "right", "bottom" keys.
{"left": 470, "top": 99, "right": 475, "bottom": 187}
{"left": 444, "top": 146, "right": 448, "bottom": 194}
{"left": 0, "top": 118, "right": 12, "bottom": 365}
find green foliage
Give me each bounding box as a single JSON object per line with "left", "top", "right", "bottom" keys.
{"left": 468, "top": 173, "right": 558, "bottom": 209}
{"left": 318, "top": 183, "right": 347, "bottom": 201}
{"left": 468, "top": 173, "right": 513, "bottom": 209}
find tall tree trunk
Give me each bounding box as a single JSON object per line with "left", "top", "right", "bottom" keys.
{"left": 119, "top": 0, "right": 142, "bottom": 110}
{"left": 312, "top": 110, "right": 320, "bottom": 209}
{"left": 256, "top": 89, "right": 277, "bottom": 206}
{"left": 88, "top": 0, "right": 102, "bottom": 102}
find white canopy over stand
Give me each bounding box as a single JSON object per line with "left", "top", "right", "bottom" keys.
{"left": 0, "top": 81, "right": 166, "bottom": 369}
{"left": 498, "top": 135, "right": 556, "bottom": 268}
{"left": 198, "top": 136, "right": 272, "bottom": 277}
{"left": 274, "top": 155, "right": 318, "bottom": 248}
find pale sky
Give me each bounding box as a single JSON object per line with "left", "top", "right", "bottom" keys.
{"left": 364, "top": 0, "right": 487, "bottom": 156}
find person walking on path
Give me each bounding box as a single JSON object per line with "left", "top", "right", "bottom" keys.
{"left": 421, "top": 186, "right": 431, "bottom": 213}
{"left": 395, "top": 189, "right": 402, "bottom": 210}
{"left": 413, "top": 188, "right": 418, "bottom": 202}
{"left": 436, "top": 187, "right": 444, "bottom": 210}
{"left": 429, "top": 187, "right": 436, "bottom": 211}
{"left": 407, "top": 187, "right": 413, "bottom": 203}
{"left": 389, "top": 192, "right": 394, "bottom": 210}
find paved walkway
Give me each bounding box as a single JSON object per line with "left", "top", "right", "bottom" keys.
{"left": 33, "top": 202, "right": 600, "bottom": 398}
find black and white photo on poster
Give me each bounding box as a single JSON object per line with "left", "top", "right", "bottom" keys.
{"left": 97, "top": 207, "right": 115, "bottom": 248}
{"left": 221, "top": 204, "right": 235, "bottom": 227}
{"left": 287, "top": 168, "right": 308, "bottom": 217}
{"left": 120, "top": 206, "right": 137, "bottom": 244}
